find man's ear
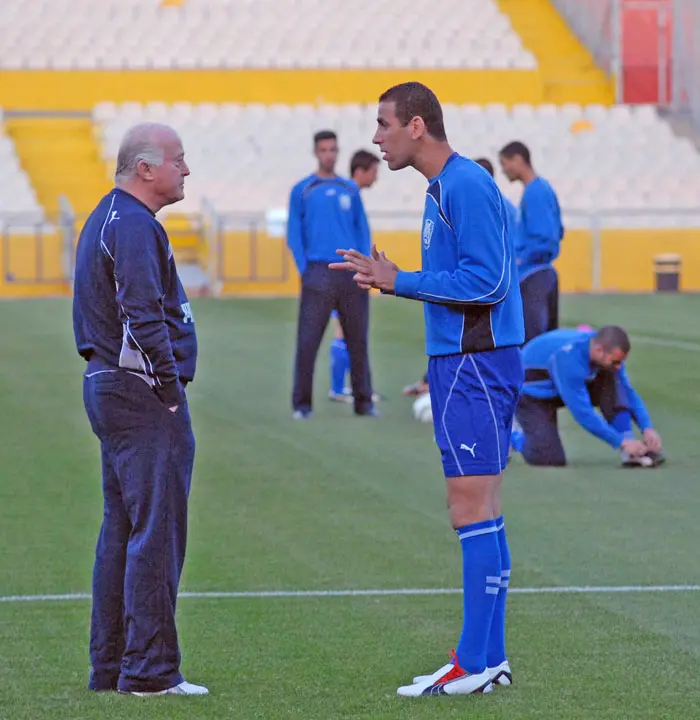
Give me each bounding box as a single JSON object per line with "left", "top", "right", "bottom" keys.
{"left": 410, "top": 116, "right": 426, "bottom": 140}
{"left": 136, "top": 159, "right": 153, "bottom": 181}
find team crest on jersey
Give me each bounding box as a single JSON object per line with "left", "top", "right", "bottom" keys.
{"left": 423, "top": 218, "right": 435, "bottom": 249}
{"left": 181, "top": 302, "right": 194, "bottom": 324}
{"left": 339, "top": 194, "right": 352, "bottom": 211}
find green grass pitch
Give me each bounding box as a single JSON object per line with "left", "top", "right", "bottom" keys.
{"left": 1, "top": 293, "right": 699, "bottom": 719}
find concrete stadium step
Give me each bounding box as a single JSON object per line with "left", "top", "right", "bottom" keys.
{"left": 496, "top": 0, "right": 614, "bottom": 105}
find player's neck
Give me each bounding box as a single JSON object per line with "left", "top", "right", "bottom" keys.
{"left": 521, "top": 167, "right": 538, "bottom": 185}
{"left": 316, "top": 168, "right": 336, "bottom": 179}
{"left": 115, "top": 181, "right": 161, "bottom": 214}
{"left": 414, "top": 143, "right": 455, "bottom": 181}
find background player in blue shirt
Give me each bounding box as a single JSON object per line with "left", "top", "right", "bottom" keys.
{"left": 73, "top": 123, "right": 207, "bottom": 696}
{"left": 331, "top": 82, "right": 524, "bottom": 698}
{"left": 499, "top": 141, "right": 564, "bottom": 343}
{"left": 329, "top": 149, "right": 381, "bottom": 403}
{"left": 287, "top": 131, "right": 376, "bottom": 419}
{"left": 511, "top": 325, "right": 664, "bottom": 468}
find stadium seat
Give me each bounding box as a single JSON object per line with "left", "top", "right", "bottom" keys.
{"left": 0, "top": 0, "right": 535, "bottom": 70}
{"left": 0, "top": 117, "right": 44, "bottom": 223}
{"left": 92, "top": 102, "right": 700, "bottom": 229}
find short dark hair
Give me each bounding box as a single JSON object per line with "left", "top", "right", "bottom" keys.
{"left": 499, "top": 141, "right": 531, "bottom": 166}
{"left": 378, "top": 82, "right": 447, "bottom": 142}
{"left": 474, "top": 157, "right": 494, "bottom": 177}
{"left": 350, "top": 149, "right": 380, "bottom": 176}
{"left": 594, "top": 325, "right": 631, "bottom": 354}
{"left": 314, "top": 130, "right": 337, "bottom": 146}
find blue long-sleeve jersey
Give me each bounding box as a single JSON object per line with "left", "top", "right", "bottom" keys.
{"left": 516, "top": 177, "right": 564, "bottom": 279}
{"left": 394, "top": 153, "right": 524, "bottom": 356}
{"left": 504, "top": 195, "right": 518, "bottom": 232}
{"left": 73, "top": 188, "right": 197, "bottom": 407}
{"left": 521, "top": 329, "right": 653, "bottom": 448}
{"left": 287, "top": 175, "right": 370, "bottom": 275}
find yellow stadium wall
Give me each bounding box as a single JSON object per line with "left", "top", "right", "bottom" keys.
{"left": 217, "top": 229, "right": 700, "bottom": 296}
{"left": 0, "top": 232, "right": 69, "bottom": 297}
{"left": 2, "top": 229, "right": 699, "bottom": 297}
{"left": 0, "top": 70, "right": 544, "bottom": 110}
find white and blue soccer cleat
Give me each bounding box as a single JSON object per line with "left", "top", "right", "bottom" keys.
{"left": 413, "top": 658, "right": 512, "bottom": 687}
{"left": 397, "top": 651, "right": 493, "bottom": 697}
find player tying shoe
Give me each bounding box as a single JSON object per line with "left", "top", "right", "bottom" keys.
{"left": 510, "top": 325, "right": 665, "bottom": 467}
{"left": 331, "top": 82, "right": 523, "bottom": 698}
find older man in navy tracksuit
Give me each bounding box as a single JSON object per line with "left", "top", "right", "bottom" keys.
{"left": 287, "top": 130, "right": 375, "bottom": 419}
{"left": 73, "top": 123, "right": 207, "bottom": 696}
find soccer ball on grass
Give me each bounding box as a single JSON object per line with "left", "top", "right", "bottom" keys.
{"left": 412, "top": 392, "right": 433, "bottom": 423}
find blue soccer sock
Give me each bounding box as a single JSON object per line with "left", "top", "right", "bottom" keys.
{"left": 511, "top": 428, "right": 524, "bottom": 453}
{"left": 330, "top": 338, "right": 350, "bottom": 395}
{"left": 486, "top": 515, "right": 510, "bottom": 667}
{"left": 454, "top": 519, "right": 501, "bottom": 674}
{"left": 611, "top": 409, "right": 634, "bottom": 439}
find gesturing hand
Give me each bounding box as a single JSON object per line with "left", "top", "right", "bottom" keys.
{"left": 329, "top": 244, "right": 400, "bottom": 292}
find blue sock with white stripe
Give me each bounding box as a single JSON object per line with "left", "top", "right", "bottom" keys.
{"left": 487, "top": 515, "right": 510, "bottom": 667}
{"left": 330, "top": 338, "right": 350, "bottom": 395}
{"left": 454, "top": 518, "right": 501, "bottom": 673}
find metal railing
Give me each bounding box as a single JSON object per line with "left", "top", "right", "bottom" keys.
{"left": 3, "top": 207, "right": 699, "bottom": 294}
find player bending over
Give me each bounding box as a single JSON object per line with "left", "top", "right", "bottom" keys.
{"left": 331, "top": 82, "right": 524, "bottom": 698}
{"left": 510, "top": 326, "right": 665, "bottom": 467}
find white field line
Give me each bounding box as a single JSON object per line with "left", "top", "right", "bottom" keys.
{"left": 1, "top": 585, "right": 700, "bottom": 604}
{"left": 630, "top": 335, "right": 700, "bottom": 352}
{"left": 1, "top": 336, "right": 693, "bottom": 607}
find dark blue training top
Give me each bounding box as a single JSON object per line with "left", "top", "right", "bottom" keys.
{"left": 394, "top": 153, "right": 525, "bottom": 356}
{"left": 286, "top": 174, "right": 370, "bottom": 274}
{"left": 73, "top": 188, "right": 197, "bottom": 407}
{"left": 521, "top": 328, "right": 652, "bottom": 448}
{"left": 515, "top": 177, "right": 564, "bottom": 280}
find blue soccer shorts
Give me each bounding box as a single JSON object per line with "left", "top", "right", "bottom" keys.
{"left": 427, "top": 346, "right": 523, "bottom": 477}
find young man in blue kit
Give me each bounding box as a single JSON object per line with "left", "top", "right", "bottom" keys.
{"left": 511, "top": 325, "right": 665, "bottom": 467}
{"left": 331, "top": 82, "right": 524, "bottom": 697}
{"left": 287, "top": 131, "right": 376, "bottom": 418}
{"left": 329, "top": 149, "right": 381, "bottom": 403}
{"left": 500, "top": 141, "right": 564, "bottom": 343}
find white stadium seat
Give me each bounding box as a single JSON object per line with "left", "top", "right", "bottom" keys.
{"left": 0, "top": 115, "right": 44, "bottom": 222}
{"left": 91, "top": 102, "right": 700, "bottom": 228}
{"left": 0, "top": 0, "right": 535, "bottom": 70}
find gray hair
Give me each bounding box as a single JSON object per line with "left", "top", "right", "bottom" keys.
{"left": 114, "top": 122, "right": 175, "bottom": 181}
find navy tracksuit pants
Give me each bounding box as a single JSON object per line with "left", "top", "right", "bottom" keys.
{"left": 83, "top": 370, "right": 194, "bottom": 693}
{"left": 520, "top": 266, "right": 559, "bottom": 344}
{"left": 293, "top": 262, "right": 373, "bottom": 414}
{"left": 516, "top": 369, "right": 629, "bottom": 467}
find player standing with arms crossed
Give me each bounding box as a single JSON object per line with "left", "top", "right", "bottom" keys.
{"left": 331, "top": 83, "right": 524, "bottom": 697}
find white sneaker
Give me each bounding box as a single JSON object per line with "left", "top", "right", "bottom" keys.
{"left": 129, "top": 680, "right": 209, "bottom": 697}
{"left": 620, "top": 452, "right": 654, "bottom": 468}
{"left": 413, "top": 659, "right": 512, "bottom": 687}
{"left": 486, "top": 660, "right": 512, "bottom": 686}
{"left": 398, "top": 652, "right": 493, "bottom": 697}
